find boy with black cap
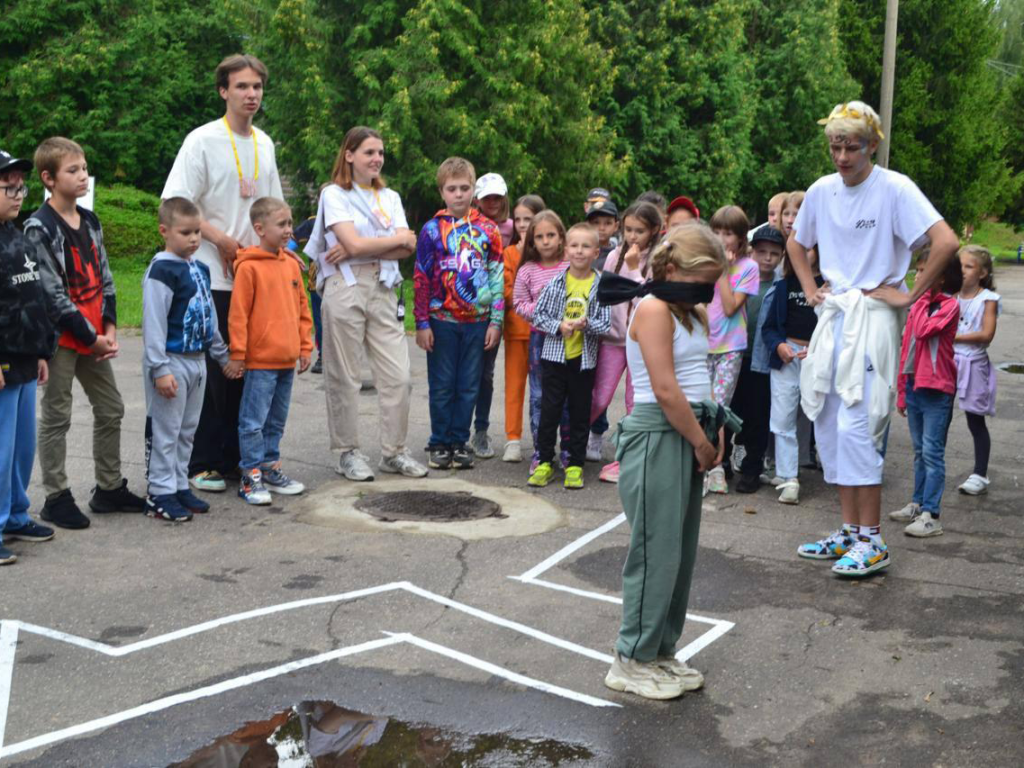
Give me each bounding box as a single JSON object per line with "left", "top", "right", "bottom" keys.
{"left": 0, "top": 149, "right": 58, "bottom": 564}
{"left": 585, "top": 199, "right": 619, "bottom": 272}
{"left": 732, "top": 224, "right": 785, "bottom": 493}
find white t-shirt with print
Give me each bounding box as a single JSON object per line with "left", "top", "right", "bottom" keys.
{"left": 161, "top": 119, "right": 283, "bottom": 291}
{"left": 321, "top": 183, "right": 408, "bottom": 268}
{"left": 793, "top": 165, "right": 942, "bottom": 294}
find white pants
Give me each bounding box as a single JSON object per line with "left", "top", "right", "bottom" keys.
{"left": 770, "top": 343, "right": 805, "bottom": 480}
{"left": 813, "top": 313, "right": 885, "bottom": 486}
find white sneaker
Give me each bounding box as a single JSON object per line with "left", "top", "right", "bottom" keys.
{"left": 655, "top": 656, "right": 705, "bottom": 691}
{"left": 378, "top": 451, "right": 428, "bottom": 478}
{"left": 502, "top": 440, "right": 522, "bottom": 463}
{"left": 732, "top": 444, "right": 747, "bottom": 468}
{"left": 470, "top": 431, "right": 495, "bottom": 459}
{"left": 586, "top": 433, "right": 604, "bottom": 462}
{"left": 777, "top": 479, "right": 800, "bottom": 504}
{"left": 707, "top": 466, "right": 728, "bottom": 494}
{"left": 336, "top": 450, "right": 375, "bottom": 482}
{"left": 958, "top": 474, "right": 989, "bottom": 496}
{"left": 905, "top": 511, "right": 943, "bottom": 537}
{"left": 604, "top": 653, "right": 685, "bottom": 700}
{"left": 760, "top": 473, "right": 784, "bottom": 487}
{"left": 889, "top": 501, "right": 921, "bottom": 522}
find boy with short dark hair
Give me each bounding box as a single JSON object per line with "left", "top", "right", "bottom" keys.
{"left": 142, "top": 197, "right": 234, "bottom": 522}
{"left": 585, "top": 199, "right": 619, "bottom": 271}
{"left": 414, "top": 157, "right": 504, "bottom": 470}
{"left": 229, "top": 197, "right": 314, "bottom": 505}
{"left": 0, "top": 149, "right": 58, "bottom": 565}
{"left": 24, "top": 137, "right": 146, "bottom": 529}
{"left": 528, "top": 223, "right": 611, "bottom": 490}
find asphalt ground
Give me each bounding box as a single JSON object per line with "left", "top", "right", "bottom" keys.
{"left": 2, "top": 267, "right": 1023, "bottom": 767}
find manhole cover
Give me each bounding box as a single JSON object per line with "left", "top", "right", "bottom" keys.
{"left": 997, "top": 361, "right": 1024, "bottom": 374}
{"left": 354, "top": 490, "right": 506, "bottom": 523}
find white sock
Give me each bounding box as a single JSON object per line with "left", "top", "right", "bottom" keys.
{"left": 861, "top": 524, "right": 882, "bottom": 544}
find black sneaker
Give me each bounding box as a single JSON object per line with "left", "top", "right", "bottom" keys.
{"left": 451, "top": 445, "right": 474, "bottom": 470}
{"left": 89, "top": 479, "right": 146, "bottom": 514}
{"left": 0, "top": 544, "right": 16, "bottom": 565}
{"left": 176, "top": 488, "right": 211, "bottom": 514}
{"left": 41, "top": 490, "right": 91, "bottom": 529}
{"left": 735, "top": 474, "right": 761, "bottom": 494}
{"left": 311, "top": 356, "right": 323, "bottom": 374}
{"left": 3, "top": 520, "right": 56, "bottom": 542}
{"left": 145, "top": 494, "right": 193, "bottom": 522}
{"left": 428, "top": 447, "right": 452, "bottom": 469}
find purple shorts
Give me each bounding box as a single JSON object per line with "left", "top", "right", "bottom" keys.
{"left": 955, "top": 352, "right": 996, "bottom": 416}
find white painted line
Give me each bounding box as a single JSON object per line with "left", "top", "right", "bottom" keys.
{"left": 674, "top": 619, "right": 735, "bottom": 663}
{"left": 516, "top": 513, "right": 626, "bottom": 581}
{"left": 391, "top": 634, "right": 620, "bottom": 709}
{"left": 0, "top": 635, "right": 406, "bottom": 760}
{"left": 0, "top": 621, "right": 19, "bottom": 750}
{"left": 400, "top": 583, "right": 614, "bottom": 664}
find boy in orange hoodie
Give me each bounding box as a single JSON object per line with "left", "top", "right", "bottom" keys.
{"left": 228, "top": 197, "right": 314, "bottom": 504}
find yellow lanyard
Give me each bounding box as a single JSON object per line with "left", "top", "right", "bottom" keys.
{"left": 357, "top": 183, "right": 391, "bottom": 228}
{"left": 223, "top": 116, "right": 259, "bottom": 181}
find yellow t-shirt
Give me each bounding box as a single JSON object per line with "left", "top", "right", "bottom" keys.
{"left": 563, "top": 273, "right": 594, "bottom": 360}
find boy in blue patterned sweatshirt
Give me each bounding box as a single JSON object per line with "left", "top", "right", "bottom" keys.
{"left": 142, "top": 198, "right": 234, "bottom": 521}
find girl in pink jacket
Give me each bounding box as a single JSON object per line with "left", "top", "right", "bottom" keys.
{"left": 890, "top": 254, "right": 962, "bottom": 539}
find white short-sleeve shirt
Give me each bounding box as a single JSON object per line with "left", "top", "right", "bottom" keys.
{"left": 316, "top": 183, "right": 409, "bottom": 286}
{"left": 161, "top": 119, "right": 283, "bottom": 291}
{"left": 793, "top": 165, "right": 942, "bottom": 294}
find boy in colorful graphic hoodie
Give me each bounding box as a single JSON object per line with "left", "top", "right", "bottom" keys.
{"left": 414, "top": 157, "right": 503, "bottom": 470}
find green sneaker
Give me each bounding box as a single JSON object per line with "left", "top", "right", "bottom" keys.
{"left": 564, "top": 465, "right": 584, "bottom": 489}
{"left": 528, "top": 462, "right": 554, "bottom": 487}
{"left": 189, "top": 470, "right": 226, "bottom": 493}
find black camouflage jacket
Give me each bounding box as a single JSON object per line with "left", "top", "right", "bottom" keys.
{"left": 0, "top": 221, "right": 58, "bottom": 383}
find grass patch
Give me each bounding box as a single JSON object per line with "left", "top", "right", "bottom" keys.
{"left": 971, "top": 220, "right": 1023, "bottom": 263}
{"left": 110, "top": 257, "right": 148, "bottom": 329}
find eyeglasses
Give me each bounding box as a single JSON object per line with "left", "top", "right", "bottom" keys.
{"left": 0, "top": 184, "right": 29, "bottom": 199}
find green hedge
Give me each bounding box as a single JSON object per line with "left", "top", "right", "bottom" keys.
{"left": 94, "top": 184, "right": 163, "bottom": 264}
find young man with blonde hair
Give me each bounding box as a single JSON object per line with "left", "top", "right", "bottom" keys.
{"left": 788, "top": 101, "right": 959, "bottom": 577}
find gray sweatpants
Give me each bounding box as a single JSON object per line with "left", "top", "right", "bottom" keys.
{"left": 144, "top": 354, "right": 206, "bottom": 497}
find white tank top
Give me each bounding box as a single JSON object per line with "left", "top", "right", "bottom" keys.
{"left": 627, "top": 295, "right": 712, "bottom": 404}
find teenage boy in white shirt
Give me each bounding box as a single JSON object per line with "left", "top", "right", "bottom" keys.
{"left": 786, "top": 101, "right": 959, "bottom": 578}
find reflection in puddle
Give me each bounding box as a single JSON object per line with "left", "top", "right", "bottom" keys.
{"left": 170, "top": 701, "right": 592, "bottom": 767}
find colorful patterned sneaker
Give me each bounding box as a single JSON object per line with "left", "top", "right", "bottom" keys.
{"left": 238, "top": 469, "right": 272, "bottom": 506}
{"left": 189, "top": 470, "right": 227, "bottom": 493}
{"left": 599, "top": 461, "right": 620, "bottom": 484}
{"left": 655, "top": 656, "right": 705, "bottom": 691}
{"left": 470, "top": 430, "right": 495, "bottom": 459}
{"left": 261, "top": 463, "right": 306, "bottom": 495}
{"left": 958, "top": 474, "right": 989, "bottom": 496}
{"left": 889, "top": 501, "right": 921, "bottom": 522}
{"left": 831, "top": 537, "right": 890, "bottom": 577}
{"left": 502, "top": 440, "right": 523, "bottom": 463}
{"left": 379, "top": 451, "right": 429, "bottom": 478}
{"left": 797, "top": 528, "right": 855, "bottom": 560}
{"left": 586, "top": 433, "right": 604, "bottom": 462}
{"left": 528, "top": 462, "right": 555, "bottom": 487}
{"left": 3, "top": 520, "right": 56, "bottom": 542}
{"left": 145, "top": 494, "right": 193, "bottom": 522}
{"left": 604, "top": 652, "right": 685, "bottom": 700}
{"left": 904, "top": 511, "right": 943, "bottom": 538}
{"left": 707, "top": 466, "right": 728, "bottom": 494}
{"left": 564, "top": 466, "right": 584, "bottom": 489}
{"left": 175, "top": 489, "right": 210, "bottom": 514}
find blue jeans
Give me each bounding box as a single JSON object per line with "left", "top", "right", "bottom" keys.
{"left": 238, "top": 368, "right": 295, "bottom": 470}
{"left": 427, "top": 319, "right": 488, "bottom": 448}
{"left": 1, "top": 379, "right": 37, "bottom": 541}
{"left": 310, "top": 290, "right": 323, "bottom": 352}
{"left": 472, "top": 340, "right": 501, "bottom": 433}
{"left": 905, "top": 379, "right": 953, "bottom": 516}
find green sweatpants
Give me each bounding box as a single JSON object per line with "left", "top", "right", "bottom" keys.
{"left": 614, "top": 401, "right": 741, "bottom": 661}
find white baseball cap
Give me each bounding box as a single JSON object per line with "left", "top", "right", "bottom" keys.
{"left": 475, "top": 172, "right": 508, "bottom": 199}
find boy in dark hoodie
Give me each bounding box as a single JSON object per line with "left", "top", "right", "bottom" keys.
{"left": 228, "top": 197, "right": 314, "bottom": 505}
{"left": 23, "top": 137, "right": 145, "bottom": 529}
{"left": 413, "top": 157, "right": 503, "bottom": 471}
{"left": 0, "top": 149, "right": 58, "bottom": 564}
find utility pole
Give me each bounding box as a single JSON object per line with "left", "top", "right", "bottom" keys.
{"left": 878, "top": 0, "right": 899, "bottom": 168}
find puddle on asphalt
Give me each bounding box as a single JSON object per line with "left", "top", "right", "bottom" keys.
{"left": 996, "top": 361, "right": 1024, "bottom": 374}
{"left": 169, "top": 700, "right": 592, "bottom": 767}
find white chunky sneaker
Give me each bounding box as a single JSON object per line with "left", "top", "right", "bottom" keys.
{"left": 336, "top": 450, "right": 375, "bottom": 482}
{"left": 378, "top": 451, "right": 428, "bottom": 478}
{"left": 889, "top": 501, "right": 921, "bottom": 522}
{"left": 904, "top": 511, "right": 943, "bottom": 538}
{"left": 502, "top": 440, "right": 523, "bottom": 463}
{"left": 586, "top": 433, "right": 604, "bottom": 462}
{"left": 604, "top": 653, "right": 685, "bottom": 700}
{"left": 655, "top": 656, "right": 705, "bottom": 691}
{"left": 777, "top": 479, "right": 800, "bottom": 505}
{"left": 958, "top": 474, "right": 989, "bottom": 496}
